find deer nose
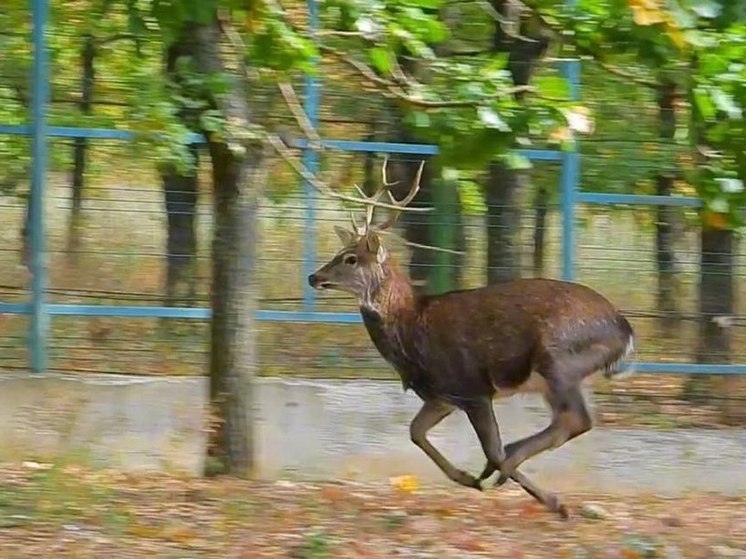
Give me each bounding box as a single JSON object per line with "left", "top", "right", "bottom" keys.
{"left": 308, "top": 274, "right": 318, "bottom": 287}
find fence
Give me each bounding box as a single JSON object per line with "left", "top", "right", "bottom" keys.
{"left": 1, "top": 0, "right": 745, "bottom": 420}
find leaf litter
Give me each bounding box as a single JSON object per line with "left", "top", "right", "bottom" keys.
{"left": 0, "top": 464, "right": 744, "bottom": 558}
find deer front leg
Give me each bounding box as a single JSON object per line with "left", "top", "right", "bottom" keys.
{"left": 463, "top": 398, "right": 568, "bottom": 518}
{"left": 495, "top": 383, "right": 592, "bottom": 489}
{"left": 409, "top": 400, "right": 482, "bottom": 490}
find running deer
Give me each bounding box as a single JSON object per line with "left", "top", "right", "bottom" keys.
{"left": 307, "top": 160, "right": 635, "bottom": 518}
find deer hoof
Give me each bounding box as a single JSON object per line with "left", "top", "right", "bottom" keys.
{"left": 547, "top": 495, "right": 569, "bottom": 520}
{"left": 455, "top": 470, "right": 482, "bottom": 491}
{"left": 494, "top": 473, "right": 509, "bottom": 488}
{"left": 477, "top": 461, "right": 496, "bottom": 481}
{"left": 558, "top": 504, "right": 570, "bottom": 520}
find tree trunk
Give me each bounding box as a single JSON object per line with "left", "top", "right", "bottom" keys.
{"left": 680, "top": 56, "right": 742, "bottom": 422}
{"left": 685, "top": 228, "right": 743, "bottom": 423}
{"left": 380, "top": 119, "right": 438, "bottom": 291}
{"left": 207, "top": 139, "right": 265, "bottom": 474}
{"left": 486, "top": 160, "right": 523, "bottom": 283}
{"left": 189, "top": 19, "right": 263, "bottom": 474}
{"left": 160, "top": 38, "right": 202, "bottom": 307}
{"left": 532, "top": 183, "right": 548, "bottom": 277}
{"left": 654, "top": 82, "right": 679, "bottom": 335}
{"left": 484, "top": 0, "right": 549, "bottom": 285}
{"left": 161, "top": 145, "right": 199, "bottom": 307}
{"left": 68, "top": 34, "right": 95, "bottom": 255}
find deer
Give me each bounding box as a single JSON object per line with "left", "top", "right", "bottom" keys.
{"left": 307, "top": 159, "right": 635, "bottom": 518}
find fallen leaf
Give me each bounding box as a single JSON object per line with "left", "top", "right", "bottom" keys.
{"left": 389, "top": 475, "right": 419, "bottom": 494}
{"left": 321, "top": 485, "right": 346, "bottom": 502}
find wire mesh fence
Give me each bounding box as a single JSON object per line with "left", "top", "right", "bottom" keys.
{"left": 1, "top": 3, "right": 746, "bottom": 430}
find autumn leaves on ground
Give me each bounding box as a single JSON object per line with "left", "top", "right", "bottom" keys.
{"left": 0, "top": 462, "right": 744, "bottom": 559}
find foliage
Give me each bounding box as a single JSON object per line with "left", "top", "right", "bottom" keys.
{"left": 527, "top": 0, "right": 746, "bottom": 228}
{"left": 111, "top": 0, "right": 591, "bottom": 178}
{"left": 688, "top": 22, "right": 746, "bottom": 228}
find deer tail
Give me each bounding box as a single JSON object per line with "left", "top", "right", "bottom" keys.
{"left": 603, "top": 315, "right": 636, "bottom": 380}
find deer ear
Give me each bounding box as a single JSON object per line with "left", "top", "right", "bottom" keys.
{"left": 366, "top": 233, "right": 387, "bottom": 263}
{"left": 365, "top": 232, "right": 380, "bottom": 254}
{"left": 334, "top": 226, "right": 355, "bottom": 246}
{"left": 376, "top": 244, "right": 388, "bottom": 264}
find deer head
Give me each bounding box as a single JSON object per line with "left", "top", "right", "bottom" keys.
{"left": 308, "top": 158, "right": 424, "bottom": 306}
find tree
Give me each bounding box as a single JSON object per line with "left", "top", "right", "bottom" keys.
{"left": 484, "top": 0, "right": 550, "bottom": 284}
{"left": 160, "top": 37, "right": 202, "bottom": 308}
{"left": 681, "top": 15, "right": 746, "bottom": 422}
{"left": 562, "top": 0, "right": 746, "bottom": 421}
{"left": 542, "top": 0, "right": 692, "bottom": 333}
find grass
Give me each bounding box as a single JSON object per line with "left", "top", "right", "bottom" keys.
{"left": 1, "top": 162, "right": 746, "bottom": 427}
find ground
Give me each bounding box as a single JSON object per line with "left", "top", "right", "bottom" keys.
{"left": 0, "top": 463, "right": 744, "bottom": 559}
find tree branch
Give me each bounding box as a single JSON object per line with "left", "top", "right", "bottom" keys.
{"left": 96, "top": 33, "right": 138, "bottom": 47}
{"left": 377, "top": 229, "right": 465, "bottom": 255}
{"left": 265, "top": 133, "right": 432, "bottom": 213}
{"left": 589, "top": 57, "right": 658, "bottom": 89}
{"left": 277, "top": 81, "right": 323, "bottom": 148}
{"left": 319, "top": 45, "right": 562, "bottom": 107}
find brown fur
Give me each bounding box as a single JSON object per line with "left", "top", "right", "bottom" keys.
{"left": 309, "top": 230, "right": 634, "bottom": 518}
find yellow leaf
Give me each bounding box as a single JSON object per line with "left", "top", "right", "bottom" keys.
{"left": 161, "top": 523, "right": 199, "bottom": 544}
{"left": 389, "top": 474, "right": 419, "bottom": 494}
{"left": 630, "top": 5, "right": 667, "bottom": 26}
{"left": 129, "top": 524, "right": 161, "bottom": 538}
{"left": 703, "top": 210, "right": 729, "bottom": 230}
{"left": 666, "top": 26, "right": 687, "bottom": 49}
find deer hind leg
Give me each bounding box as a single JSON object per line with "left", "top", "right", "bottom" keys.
{"left": 464, "top": 398, "right": 568, "bottom": 518}
{"left": 494, "top": 380, "right": 592, "bottom": 488}
{"left": 409, "top": 400, "right": 482, "bottom": 490}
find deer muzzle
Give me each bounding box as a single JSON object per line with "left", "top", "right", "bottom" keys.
{"left": 307, "top": 273, "right": 334, "bottom": 290}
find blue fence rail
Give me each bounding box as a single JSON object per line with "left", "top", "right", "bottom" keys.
{"left": 1, "top": 0, "right": 745, "bottom": 377}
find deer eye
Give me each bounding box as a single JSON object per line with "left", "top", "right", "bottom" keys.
{"left": 343, "top": 254, "right": 358, "bottom": 266}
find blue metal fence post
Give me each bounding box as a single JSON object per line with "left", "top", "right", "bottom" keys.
{"left": 28, "top": 0, "right": 50, "bottom": 373}
{"left": 301, "top": 0, "right": 321, "bottom": 312}
{"left": 559, "top": 58, "right": 581, "bottom": 282}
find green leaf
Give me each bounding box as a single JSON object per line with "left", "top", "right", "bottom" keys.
{"left": 477, "top": 107, "right": 510, "bottom": 131}
{"left": 200, "top": 109, "right": 224, "bottom": 133}
{"left": 534, "top": 75, "right": 570, "bottom": 100}
{"left": 708, "top": 196, "right": 729, "bottom": 213}
{"left": 369, "top": 47, "right": 392, "bottom": 74}
{"left": 710, "top": 87, "right": 743, "bottom": 119}
{"left": 716, "top": 177, "right": 744, "bottom": 193}
{"left": 694, "top": 87, "right": 716, "bottom": 120}
{"left": 501, "top": 152, "right": 533, "bottom": 170}
{"left": 687, "top": 0, "right": 722, "bottom": 19}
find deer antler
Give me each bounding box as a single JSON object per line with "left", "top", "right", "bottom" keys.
{"left": 266, "top": 134, "right": 432, "bottom": 215}
{"left": 375, "top": 158, "right": 425, "bottom": 232}
{"left": 345, "top": 157, "right": 425, "bottom": 235}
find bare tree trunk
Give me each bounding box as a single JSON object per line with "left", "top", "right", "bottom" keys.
{"left": 208, "top": 139, "right": 265, "bottom": 473}
{"left": 160, "top": 38, "right": 202, "bottom": 307}
{"left": 161, "top": 145, "right": 199, "bottom": 307}
{"left": 485, "top": 0, "right": 549, "bottom": 285}
{"left": 687, "top": 228, "right": 744, "bottom": 423}
{"left": 67, "top": 34, "right": 95, "bottom": 256}
{"left": 532, "top": 183, "right": 548, "bottom": 277}
{"left": 189, "top": 19, "right": 264, "bottom": 473}
{"left": 486, "top": 161, "right": 523, "bottom": 283}
{"left": 654, "top": 81, "right": 679, "bottom": 335}
{"left": 680, "top": 56, "right": 741, "bottom": 422}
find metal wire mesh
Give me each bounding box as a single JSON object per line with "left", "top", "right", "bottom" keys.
{"left": 1, "top": 5, "right": 746, "bottom": 429}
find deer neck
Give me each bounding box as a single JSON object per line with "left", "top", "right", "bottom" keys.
{"left": 359, "top": 261, "right": 417, "bottom": 325}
